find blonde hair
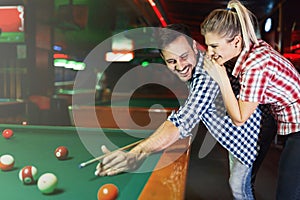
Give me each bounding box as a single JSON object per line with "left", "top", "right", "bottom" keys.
{"left": 201, "top": 0, "right": 258, "bottom": 50}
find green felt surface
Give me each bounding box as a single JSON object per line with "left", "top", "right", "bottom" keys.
{"left": 0, "top": 124, "right": 161, "bottom": 200}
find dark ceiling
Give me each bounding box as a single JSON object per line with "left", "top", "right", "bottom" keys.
{"left": 54, "top": 0, "right": 299, "bottom": 57}
{"left": 154, "top": 0, "right": 284, "bottom": 41}
{"left": 158, "top": 0, "right": 283, "bottom": 23}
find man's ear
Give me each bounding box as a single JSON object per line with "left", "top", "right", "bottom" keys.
{"left": 160, "top": 52, "right": 165, "bottom": 60}
{"left": 192, "top": 40, "right": 198, "bottom": 54}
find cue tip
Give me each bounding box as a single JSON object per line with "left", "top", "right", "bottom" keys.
{"left": 78, "top": 163, "right": 85, "bottom": 168}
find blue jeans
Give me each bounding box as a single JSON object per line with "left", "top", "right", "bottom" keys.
{"left": 229, "top": 153, "right": 254, "bottom": 200}
{"left": 276, "top": 131, "right": 300, "bottom": 200}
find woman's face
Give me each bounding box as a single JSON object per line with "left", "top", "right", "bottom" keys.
{"left": 204, "top": 32, "right": 242, "bottom": 65}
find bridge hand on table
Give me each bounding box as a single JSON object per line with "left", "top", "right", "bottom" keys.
{"left": 94, "top": 145, "right": 141, "bottom": 176}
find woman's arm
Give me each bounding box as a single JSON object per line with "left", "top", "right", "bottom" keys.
{"left": 203, "top": 57, "right": 259, "bottom": 126}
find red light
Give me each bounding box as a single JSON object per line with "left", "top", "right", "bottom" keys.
{"left": 53, "top": 53, "right": 69, "bottom": 59}
{"left": 148, "top": 0, "right": 167, "bottom": 27}
{"left": 0, "top": 6, "right": 24, "bottom": 32}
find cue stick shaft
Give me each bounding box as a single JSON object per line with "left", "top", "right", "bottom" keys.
{"left": 79, "top": 139, "right": 144, "bottom": 168}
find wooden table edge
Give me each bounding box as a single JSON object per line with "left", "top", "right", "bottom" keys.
{"left": 138, "top": 137, "right": 191, "bottom": 200}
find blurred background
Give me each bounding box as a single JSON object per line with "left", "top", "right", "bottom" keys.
{"left": 0, "top": 0, "right": 299, "bottom": 126}
{"left": 0, "top": 1, "right": 298, "bottom": 199}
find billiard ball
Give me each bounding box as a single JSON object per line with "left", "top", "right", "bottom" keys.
{"left": 37, "top": 173, "right": 58, "bottom": 194}
{"left": 97, "top": 183, "right": 119, "bottom": 200}
{"left": 0, "top": 154, "right": 15, "bottom": 171}
{"left": 2, "top": 129, "right": 13, "bottom": 139}
{"left": 19, "top": 165, "right": 38, "bottom": 185}
{"left": 54, "top": 146, "right": 69, "bottom": 160}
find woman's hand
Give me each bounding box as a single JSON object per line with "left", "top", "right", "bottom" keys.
{"left": 203, "top": 56, "right": 228, "bottom": 85}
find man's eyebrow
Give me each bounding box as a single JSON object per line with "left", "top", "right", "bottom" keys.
{"left": 177, "top": 50, "right": 189, "bottom": 57}
{"left": 165, "top": 58, "right": 175, "bottom": 62}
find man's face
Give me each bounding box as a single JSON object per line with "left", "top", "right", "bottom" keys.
{"left": 161, "top": 36, "right": 198, "bottom": 82}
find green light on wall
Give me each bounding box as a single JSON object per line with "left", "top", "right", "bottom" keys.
{"left": 141, "top": 61, "right": 150, "bottom": 67}
{"left": 54, "top": 59, "right": 67, "bottom": 67}
{"left": 53, "top": 59, "right": 85, "bottom": 70}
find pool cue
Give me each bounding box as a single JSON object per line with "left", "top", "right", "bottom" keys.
{"left": 79, "top": 139, "right": 144, "bottom": 168}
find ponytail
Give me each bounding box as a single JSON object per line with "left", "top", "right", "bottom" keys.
{"left": 201, "top": 0, "right": 259, "bottom": 50}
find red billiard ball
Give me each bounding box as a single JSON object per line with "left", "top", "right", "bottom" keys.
{"left": 54, "top": 146, "right": 69, "bottom": 160}
{"left": 2, "top": 129, "right": 14, "bottom": 139}
{"left": 0, "top": 154, "right": 15, "bottom": 171}
{"left": 19, "top": 165, "right": 38, "bottom": 185}
{"left": 97, "top": 183, "right": 119, "bottom": 200}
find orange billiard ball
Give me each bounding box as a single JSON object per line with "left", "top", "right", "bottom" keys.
{"left": 97, "top": 183, "right": 119, "bottom": 200}
{"left": 0, "top": 154, "right": 15, "bottom": 171}
{"left": 54, "top": 146, "right": 69, "bottom": 160}
{"left": 2, "top": 129, "right": 14, "bottom": 139}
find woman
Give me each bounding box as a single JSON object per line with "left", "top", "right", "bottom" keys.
{"left": 201, "top": 0, "right": 300, "bottom": 199}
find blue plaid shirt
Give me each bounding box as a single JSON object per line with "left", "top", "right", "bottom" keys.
{"left": 168, "top": 52, "right": 262, "bottom": 167}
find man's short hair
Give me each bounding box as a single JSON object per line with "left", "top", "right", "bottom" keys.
{"left": 157, "top": 24, "right": 194, "bottom": 51}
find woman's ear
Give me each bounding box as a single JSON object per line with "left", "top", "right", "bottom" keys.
{"left": 233, "top": 35, "right": 242, "bottom": 48}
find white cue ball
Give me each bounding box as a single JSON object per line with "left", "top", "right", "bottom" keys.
{"left": 37, "top": 173, "right": 58, "bottom": 194}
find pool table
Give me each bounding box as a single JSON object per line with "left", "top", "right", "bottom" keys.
{"left": 70, "top": 97, "right": 185, "bottom": 129}
{"left": 0, "top": 124, "right": 190, "bottom": 200}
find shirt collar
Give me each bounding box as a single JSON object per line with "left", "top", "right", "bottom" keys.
{"left": 232, "top": 42, "right": 254, "bottom": 78}
{"left": 193, "top": 50, "right": 205, "bottom": 77}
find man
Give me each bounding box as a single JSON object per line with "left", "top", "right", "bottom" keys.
{"left": 95, "top": 24, "right": 262, "bottom": 199}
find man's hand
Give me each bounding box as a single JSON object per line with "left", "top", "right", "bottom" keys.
{"left": 94, "top": 121, "right": 179, "bottom": 176}
{"left": 94, "top": 145, "right": 146, "bottom": 176}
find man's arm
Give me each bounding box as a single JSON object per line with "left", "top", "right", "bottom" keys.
{"left": 95, "top": 120, "right": 180, "bottom": 176}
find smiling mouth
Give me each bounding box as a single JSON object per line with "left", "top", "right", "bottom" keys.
{"left": 177, "top": 66, "right": 189, "bottom": 75}
{"left": 213, "top": 55, "right": 220, "bottom": 60}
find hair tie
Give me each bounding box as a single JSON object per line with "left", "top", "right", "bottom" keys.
{"left": 225, "top": 7, "right": 236, "bottom": 12}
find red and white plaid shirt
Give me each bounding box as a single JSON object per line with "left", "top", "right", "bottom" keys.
{"left": 232, "top": 39, "right": 300, "bottom": 135}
